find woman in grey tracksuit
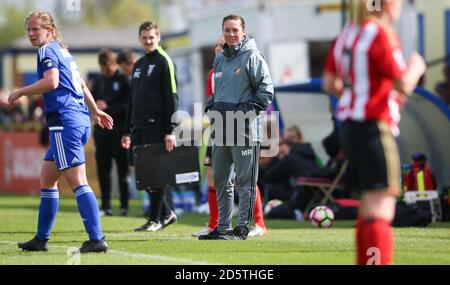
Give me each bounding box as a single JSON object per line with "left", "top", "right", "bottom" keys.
{"left": 204, "top": 15, "right": 274, "bottom": 240}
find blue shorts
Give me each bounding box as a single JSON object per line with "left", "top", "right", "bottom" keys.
{"left": 44, "top": 125, "right": 91, "bottom": 171}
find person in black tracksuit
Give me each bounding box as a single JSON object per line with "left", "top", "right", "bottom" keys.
{"left": 121, "top": 21, "right": 178, "bottom": 232}
{"left": 92, "top": 49, "right": 130, "bottom": 216}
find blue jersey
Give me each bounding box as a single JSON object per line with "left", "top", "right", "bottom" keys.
{"left": 37, "top": 41, "right": 90, "bottom": 127}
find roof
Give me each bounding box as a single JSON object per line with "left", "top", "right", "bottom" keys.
{"left": 8, "top": 26, "right": 185, "bottom": 51}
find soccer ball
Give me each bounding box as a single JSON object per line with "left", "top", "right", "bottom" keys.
{"left": 264, "top": 199, "right": 282, "bottom": 215}
{"left": 309, "top": 205, "right": 334, "bottom": 228}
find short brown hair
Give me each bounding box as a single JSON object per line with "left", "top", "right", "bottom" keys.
{"left": 222, "top": 15, "right": 246, "bottom": 30}
{"left": 139, "top": 21, "right": 159, "bottom": 36}
{"left": 98, "top": 49, "right": 116, "bottom": 65}
{"left": 117, "top": 49, "right": 136, "bottom": 65}
{"left": 279, "top": 140, "right": 295, "bottom": 148}
{"left": 286, "top": 126, "right": 303, "bottom": 144}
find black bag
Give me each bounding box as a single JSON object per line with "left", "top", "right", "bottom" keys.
{"left": 326, "top": 202, "right": 358, "bottom": 220}
{"left": 133, "top": 143, "right": 200, "bottom": 189}
{"left": 393, "top": 201, "right": 432, "bottom": 227}
{"left": 440, "top": 194, "right": 450, "bottom": 221}
{"left": 265, "top": 202, "right": 297, "bottom": 220}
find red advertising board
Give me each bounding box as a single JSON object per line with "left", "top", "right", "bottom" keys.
{"left": 0, "top": 132, "right": 46, "bottom": 195}
{"left": 0, "top": 131, "right": 101, "bottom": 196}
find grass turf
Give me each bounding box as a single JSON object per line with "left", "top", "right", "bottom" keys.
{"left": 0, "top": 195, "right": 449, "bottom": 265}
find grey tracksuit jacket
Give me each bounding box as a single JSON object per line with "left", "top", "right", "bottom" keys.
{"left": 207, "top": 37, "right": 274, "bottom": 233}
{"left": 209, "top": 37, "right": 273, "bottom": 112}
{"left": 207, "top": 37, "right": 274, "bottom": 143}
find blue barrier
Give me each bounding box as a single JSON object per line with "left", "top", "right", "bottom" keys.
{"left": 274, "top": 78, "right": 450, "bottom": 120}
{"left": 414, "top": 87, "right": 450, "bottom": 120}
{"left": 274, "top": 78, "right": 338, "bottom": 111}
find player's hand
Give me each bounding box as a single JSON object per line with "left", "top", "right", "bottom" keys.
{"left": 96, "top": 99, "right": 108, "bottom": 111}
{"left": 408, "top": 52, "right": 427, "bottom": 76}
{"left": 94, "top": 110, "right": 114, "bottom": 130}
{"left": 331, "top": 78, "right": 344, "bottom": 97}
{"left": 0, "top": 92, "right": 10, "bottom": 108}
{"left": 164, "top": 134, "right": 176, "bottom": 152}
{"left": 8, "top": 89, "right": 23, "bottom": 106}
{"left": 121, "top": 135, "right": 131, "bottom": 149}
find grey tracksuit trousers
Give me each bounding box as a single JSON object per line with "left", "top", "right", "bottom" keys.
{"left": 211, "top": 144, "right": 260, "bottom": 232}
{"left": 208, "top": 36, "right": 273, "bottom": 233}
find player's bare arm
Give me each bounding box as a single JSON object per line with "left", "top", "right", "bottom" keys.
{"left": 81, "top": 78, "right": 114, "bottom": 130}
{"left": 0, "top": 92, "right": 10, "bottom": 108}
{"left": 394, "top": 52, "right": 427, "bottom": 96}
{"left": 322, "top": 71, "right": 343, "bottom": 97}
{"left": 8, "top": 69, "right": 59, "bottom": 105}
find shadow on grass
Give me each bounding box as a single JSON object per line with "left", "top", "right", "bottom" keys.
{"left": 3, "top": 197, "right": 449, "bottom": 230}
{"left": 104, "top": 239, "right": 151, "bottom": 243}
{"left": 0, "top": 203, "right": 80, "bottom": 213}
{"left": 0, "top": 203, "right": 150, "bottom": 218}
{"left": 177, "top": 212, "right": 358, "bottom": 229}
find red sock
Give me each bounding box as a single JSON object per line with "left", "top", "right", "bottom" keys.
{"left": 253, "top": 185, "right": 266, "bottom": 228}
{"left": 356, "top": 217, "right": 393, "bottom": 265}
{"left": 356, "top": 216, "right": 365, "bottom": 264}
{"left": 207, "top": 187, "right": 218, "bottom": 230}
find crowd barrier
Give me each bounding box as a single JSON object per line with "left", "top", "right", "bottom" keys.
{"left": 0, "top": 131, "right": 100, "bottom": 196}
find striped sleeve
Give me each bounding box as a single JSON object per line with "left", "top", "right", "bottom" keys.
{"left": 38, "top": 44, "right": 59, "bottom": 72}
{"left": 157, "top": 47, "right": 178, "bottom": 134}
{"left": 369, "top": 27, "right": 404, "bottom": 81}
{"left": 324, "top": 39, "right": 337, "bottom": 74}
{"left": 206, "top": 68, "right": 214, "bottom": 97}
{"left": 157, "top": 46, "right": 177, "bottom": 94}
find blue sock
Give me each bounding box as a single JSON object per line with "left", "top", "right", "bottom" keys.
{"left": 73, "top": 185, "right": 103, "bottom": 241}
{"left": 36, "top": 189, "right": 59, "bottom": 241}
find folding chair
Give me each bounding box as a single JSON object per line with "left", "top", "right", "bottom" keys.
{"left": 296, "top": 159, "right": 348, "bottom": 215}
{"left": 403, "top": 190, "right": 442, "bottom": 222}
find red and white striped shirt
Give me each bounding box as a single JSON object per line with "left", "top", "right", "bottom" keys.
{"left": 324, "top": 20, "right": 407, "bottom": 136}
{"left": 205, "top": 68, "right": 214, "bottom": 97}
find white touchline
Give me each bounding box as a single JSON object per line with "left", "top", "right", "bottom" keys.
{"left": 0, "top": 241, "right": 222, "bottom": 265}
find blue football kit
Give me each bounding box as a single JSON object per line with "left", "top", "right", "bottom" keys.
{"left": 34, "top": 41, "right": 103, "bottom": 242}
{"left": 38, "top": 41, "right": 91, "bottom": 171}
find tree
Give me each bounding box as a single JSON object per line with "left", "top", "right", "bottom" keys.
{"left": 56, "top": 0, "right": 156, "bottom": 28}
{"left": 0, "top": 1, "right": 33, "bottom": 48}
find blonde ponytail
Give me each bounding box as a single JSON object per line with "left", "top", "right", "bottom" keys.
{"left": 354, "top": 1, "right": 399, "bottom": 46}
{"left": 25, "top": 11, "right": 67, "bottom": 48}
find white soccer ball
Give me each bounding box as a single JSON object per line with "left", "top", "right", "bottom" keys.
{"left": 309, "top": 205, "right": 334, "bottom": 228}
{"left": 264, "top": 199, "right": 282, "bottom": 215}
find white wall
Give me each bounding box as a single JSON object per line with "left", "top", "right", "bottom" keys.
{"left": 189, "top": 7, "right": 259, "bottom": 49}
{"left": 416, "top": 0, "right": 450, "bottom": 92}
{"left": 188, "top": 1, "right": 342, "bottom": 52}
{"left": 276, "top": 92, "right": 334, "bottom": 163}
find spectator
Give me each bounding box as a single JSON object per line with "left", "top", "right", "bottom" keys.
{"left": 262, "top": 139, "right": 322, "bottom": 202}
{"left": 91, "top": 49, "right": 131, "bottom": 216}
{"left": 284, "top": 126, "right": 319, "bottom": 165}
{"left": 435, "top": 63, "right": 450, "bottom": 106}
{"left": 116, "top": 48, "right": 141, "bottom": 202}
{"left": 117, "top": 49, "right": 138, "bottom": 79}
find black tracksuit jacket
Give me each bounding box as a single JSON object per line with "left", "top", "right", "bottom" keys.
{"left": 124, "top": 47, "right": 178, "bottom": 136}
{"left": 91, "top": 69, "right": 130, "bottom": 126}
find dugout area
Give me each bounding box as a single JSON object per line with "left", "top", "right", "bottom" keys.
{"left": 274, "top": 79, "right": 450, "bottom": 190}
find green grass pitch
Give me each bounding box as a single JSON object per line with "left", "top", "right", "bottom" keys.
{"left": 0, "top": 195, "right": 449, "bottom": 265}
